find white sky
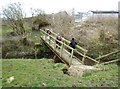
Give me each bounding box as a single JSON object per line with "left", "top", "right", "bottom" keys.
{"left": 0, "top": 0, "right": 119, "bottom": 17}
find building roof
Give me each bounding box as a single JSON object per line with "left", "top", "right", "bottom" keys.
{"left": 90, "top": 11, "right": 119, "bottom": 14}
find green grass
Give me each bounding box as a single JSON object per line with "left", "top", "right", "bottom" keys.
{"left": 2, "top": 26, "right": 13, "bottom": 35}
{"left": 82, "top": 64, "right": 119, "bottom": 87}
{"left": 0, "top": 28, "right": 2, "bottom": 35}
{"left": 2, "top": 59, "right": 81, "bottom": 87}
{"left": 2, "top": 59, "right": 119, "bottom": 87}
{"left": 2, "top": 25, "right": 41, "bottom": 44}
{"left": 0, "top": 60, "right": 2, "bottom": 87}
{"left": 2, "top": 26, "right": 32, "bottom": 36}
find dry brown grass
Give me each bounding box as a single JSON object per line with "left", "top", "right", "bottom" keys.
{"left": 50, "top": 14, "right": 118, "bottom": 58}
{"left": 78, "top": 15, "right": 118, "bottom": 57}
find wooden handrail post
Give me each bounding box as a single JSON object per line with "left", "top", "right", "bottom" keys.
{"left": 54, "top": 39, "right": 56, "bottom": 49}
{"left": 82, "top": 52, "right": 87, "bottom": 64}
{"left": 69, "top": 48, "right": 74, "bottom": 66}
{"left": 48, "top": 35, "right": 51, "bottom": 44}
{"left": 60, "top": 42, "right": 64, "bottom": 57}
{"left": 45, "top": 32, "right": 47, "bottom": 41}
{"left": 97, "top": 58, "right": 100, "bottom": 64}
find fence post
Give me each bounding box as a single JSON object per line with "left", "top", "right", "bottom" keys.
{"left": 44, "top": 32, "right": 47, "bottom": 41}
{"left": 97, "top": 58, "right": 100, "bottom": 64}
{"left": 54, "top": 39, "right": 56, "bottom": 49}
{"left": 60, "top": 42, "right": 64, "bottom": 57}
{"left": 69, "top": 48, "right": 74, "bottom": 66}
{"left": 48, "top": 35, "right": 51, "bottom": 45}
{"left": 82, "top": 52, "right": 87, "bottom": 64}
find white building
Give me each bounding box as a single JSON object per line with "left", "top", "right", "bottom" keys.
{"left": 74, "top": 11, "right": 118, "bottom": 22}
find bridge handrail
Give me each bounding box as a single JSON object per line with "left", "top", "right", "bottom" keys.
{"left": 40, "top": 28, "right": 119, "bottom": 65}
{"left": 40, "top": 29, "right": 75, "bottom": 50}
{"left": 40, "top": 29, "right": 75, "bottom": 65}
{"left": 95, "top": 50, "right": 120, "bottom": 61}
{"left": 41, "top": 30, "right": 75, "bottom": 50}
{"left": 44, "top": 29, "right": 88, "bottom": 53}
{"left": 40, "top": 29, "right": 99, "bottom": 65}
{"left": 74, "top": 50, "right": 99, "bottom": 63}
{"left": 100, "top": 59, "right": 119, "bottom": 65}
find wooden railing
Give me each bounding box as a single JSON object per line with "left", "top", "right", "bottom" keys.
{"left": 48, "top": 30, "right": 100, "bottom": 64}
{"left": 95, "top": 50, "right": 120, "bottom": 64}
{"left": 40, "top": 29, "right": 100, "bottom": 66}
{"left": 39, "top": 29, "right": 120, "bottom": 66}
{"left": 95, "top": 50, "right": 120, "bottom": 61}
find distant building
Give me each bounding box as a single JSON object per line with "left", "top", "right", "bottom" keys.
{"left": 90, "top": 11, "right": 118, "bottom": 17}
{"left": 74, "top": 12, "right": 92, "bottom": 22}
{"left": 90, "top": 11, "right": 118, "bottom": 14}
{"left": 74, "top": 11, "right": 118, "bottom": 22}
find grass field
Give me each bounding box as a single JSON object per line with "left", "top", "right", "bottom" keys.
{"left": 0, "top": 60, "right": 2, "bottom": 88}
{"left": 2, "top": 59, "right": 119, "bottom": 87}
{"left": 2, "top": 27, "right": 13, "bottom": 36}
{"left": 0, "top": 28, "right": 2, "bottom": 35}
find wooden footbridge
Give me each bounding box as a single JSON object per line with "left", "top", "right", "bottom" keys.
{"left": 39, "top": 29, "right": 120, "bottom": 66}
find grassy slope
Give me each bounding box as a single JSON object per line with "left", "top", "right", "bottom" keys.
{"left": 2, "top": 59, "right": 119, "bottom": 87}
{"left": 0, "top": 60, "right": 2, "bottom": 87}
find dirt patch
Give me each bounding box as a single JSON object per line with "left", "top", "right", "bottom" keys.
{"left": 67, "top": 64, "right": 101, "bottom": 77}
{"left": 68, "top": 65, "right": 84, "bottom": 77}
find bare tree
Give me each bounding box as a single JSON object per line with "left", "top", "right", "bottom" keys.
{"left": 30, "top": 8, "right": 45, "bottom": 17}
{"left": 2, "top": 2, "right": 26, "bottom": 35}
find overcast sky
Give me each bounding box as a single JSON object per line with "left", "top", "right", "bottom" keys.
{"left": 1, "top": 0, "right": 119, "bottom": 17}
